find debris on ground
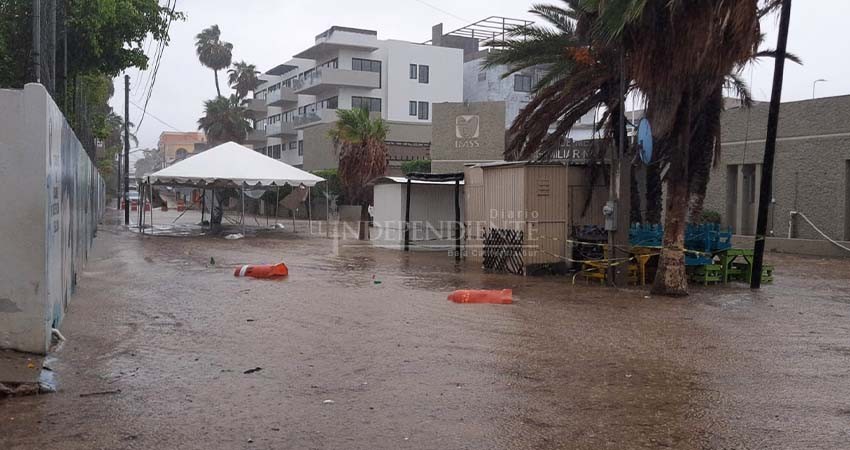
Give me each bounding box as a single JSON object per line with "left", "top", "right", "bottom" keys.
{"left": 224, "top": 233, "right": 244, "bottom": 240}
{"left": 79, "top": 389, "right": 121, "bottom": 398}
{"left": 209, "top": 257, "right": 216, "bottom": 265}
{"left": 234, "top": 263, "right": 289, "bottom": 279}
{"left": 448, "top": 289, "right": 513, "bottom": 305}
{"left": 243, "top": 367, "right": 263, "bottom": 374}
{"left": 322, "top": 399, "right": 335, "bottom": 404}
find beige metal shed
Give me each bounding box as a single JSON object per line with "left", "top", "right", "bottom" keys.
{"left": 464, "top": 161, "right": 607, "bottom": 273}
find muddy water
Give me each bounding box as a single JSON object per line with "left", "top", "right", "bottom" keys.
{"left": 2, "top": 214, "right": 850, "bottom": 449}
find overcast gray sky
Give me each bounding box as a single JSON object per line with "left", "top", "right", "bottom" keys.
{"left": 112, "top": 0, "right": 850, "bottom": 150}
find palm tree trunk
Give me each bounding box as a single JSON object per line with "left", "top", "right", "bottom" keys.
{"left": 652, "top": 95, "right": 692, "bottom": 296}
{"left": 214, "top": 69, "right": 221, "bottom": 97}
{"left": 359, "top": 203, "right": 370, "bottom": 241}
{"left": 645, "top": 163, "right": 662, "bottom": 224}
{"left": 630, "top": 163, "right": 642, "bottom": 224}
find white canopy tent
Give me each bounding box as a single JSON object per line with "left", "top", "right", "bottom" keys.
{"left": 139, "top": 142, "right": 325, "bottom": 235}
{"left": 148, "top": 141, "right": 323, "bottom": 188}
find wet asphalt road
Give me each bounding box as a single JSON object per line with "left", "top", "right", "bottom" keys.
{"left": 2, "top": 213, "right": 850, "bottom": 449}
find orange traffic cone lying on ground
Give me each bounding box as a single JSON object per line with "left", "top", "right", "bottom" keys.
{"left": 448, "top": 289, "right": 512, "bottom": 305}
{"left": 234, "top": 263, "right": 289, "bottom": 279}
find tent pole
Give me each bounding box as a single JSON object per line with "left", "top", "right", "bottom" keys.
{"left": 201, "top": 189, "right": 206, "bottom": 225}
{"left": 148, "top": 177, "right": 153, "bottom": 234}
{"left": 138, "top": 182, "right": 144, "bottom": 232}
{"left": 241, "top": 183, "right": 246, "bottom": 235}
{"left": 404, "top": 179, "right": 412, "bottom": 251}
{"left": 455, "top": 179, "right": 461, "bottom": 261}
{"left": 307, "top": 186, "right": 312, "bottom": 234}
{"left": 275, "top": 186, "right": 280, "bottom": 226}
{"left": 325, "top": 189, "right": 330, "bottom": 238}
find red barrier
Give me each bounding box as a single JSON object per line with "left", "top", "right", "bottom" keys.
{"left": 234, "top": 263, "right": 289, "bottom": 279}
{"left": 448, "top": 289, "right": 512, "bottom": 305}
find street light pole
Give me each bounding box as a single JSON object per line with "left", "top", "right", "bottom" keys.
{"left": 812, "top": 79, "right": 826, "bottom": 99}
{"left": 752, "top": 0, "right": 792, "bottom": 289}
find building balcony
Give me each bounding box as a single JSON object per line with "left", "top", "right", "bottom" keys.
{"left": 242, "top": 98, "right": 267, "bottom": 117}
{"left": 293, "top": 109, "right": 338, "bottom": 129}
{"left": 265, "top": 86, "right": 298, "bottom": 107}
{"left": 266, "top": 121, "right": 297, "bottom": 138}
{"left": 292, "top": 68, "right": 380, "bottom": 96}
{"left": 245, "top": 128, "right": 266, "bottom": 145}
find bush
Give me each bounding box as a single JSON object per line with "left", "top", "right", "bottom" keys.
{"left": 701, "top": 209, "right": 722, "bottom": 224}
{"left": 401, "top": 159, "right": 431, "bottom": 175}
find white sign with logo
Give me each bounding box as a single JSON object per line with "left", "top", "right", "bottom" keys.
{"left": 454, "top": 115, "right": 480, "bottom": 148}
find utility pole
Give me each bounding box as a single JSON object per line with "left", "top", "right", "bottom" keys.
{"left": 124, "top": 74, "right": 131, "bottom": 225}
{"left": 31, "top": 0, "right": 40, "bottom": 83}
{"left": 607, "top": 47, "right": 629, "bottom": 286}
{"left": 752, "top": 0, "right": 792, "bottom": 289}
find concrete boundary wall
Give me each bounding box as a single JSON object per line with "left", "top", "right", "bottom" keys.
{"left": 0, "top": 84, "right": 105, "bottom": 354}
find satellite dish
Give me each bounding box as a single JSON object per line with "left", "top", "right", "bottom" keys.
{"left": 637, "top": 118, "right": 653, "bottom": 164}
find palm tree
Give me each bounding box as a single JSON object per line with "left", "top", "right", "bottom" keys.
{"left": 197, "top": 95, "right": 252, "bottom": 145}
{"left": 228, "top": 61, "right": 260, "bottom": 100}
{"left": 584, "top": 0, "right": 769, "bottom": 296}
{"left": 328, "top": 108, "right": 389, "bottom": 240}
{"left": 484, "top": 1, "right": 629, "bottom": 161}
{"left": 195, "top": 25, "right": 233, "bottom": 97}
{"left": 490, "top": 0, "right": 784, "bottom": 295}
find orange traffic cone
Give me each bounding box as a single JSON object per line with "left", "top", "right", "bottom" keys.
{"left": 448, "top": 289, "right": 512, "bottom": 305}
{"left": 234, "top": 263, "right": 289, "bottom": 279}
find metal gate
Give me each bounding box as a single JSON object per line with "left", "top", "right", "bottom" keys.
{"left": 482, "top": 228, "right": 524, "bottom": 275}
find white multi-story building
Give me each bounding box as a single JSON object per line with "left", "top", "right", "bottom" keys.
{"left": 430, "top": 18, "right": 597, "bottom": 141}
{"left": 246, "top": 26, "right": 464, "bottom": 170}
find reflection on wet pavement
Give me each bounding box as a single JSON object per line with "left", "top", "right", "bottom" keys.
{"left": 2, "top": 212, "right": 850, "bottom": 449}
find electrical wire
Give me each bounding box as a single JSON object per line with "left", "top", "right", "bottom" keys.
{"left": 411, "top": 0, "right": 470, "bottom": 23}
{"left": 136, "top": 0, "right": 177, "bottom": 133}
{"left": 128, "top": 100, "right": 181, "bottom": 131}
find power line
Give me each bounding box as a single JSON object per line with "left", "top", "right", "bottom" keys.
{"left": 128, "top": 99, "right": 181, "bottom": 131}
{"left": 411, "top": 0, "right": 470, "bottom": 23}
{"left": 136, "top": 0, "right": 177, "bottom": 132}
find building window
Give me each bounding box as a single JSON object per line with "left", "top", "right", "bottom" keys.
{"left": 409, "top": 101, "right": 417, "bottom": 116}
{"left": 298, "top": 140, "right": 304, "bottom": 156}
{"left": 318, "top": 58, "right": 338, "bottom": 69}
{"left": 418, "top": 65, "right": 429, "bottom": 84}
{"left": 514, "top": 74, "right": 532, "bottom": 92}
{"left": 352, "top": 58, "right": 381, "bottom": 73}
{"left": 289, "top": 141, "right": 298, "bottom": 150}
{"left": 352, "top": 96, "right": 382, "bottom": 113}
{"left": 281, "top": 109, "right": 296, "bottom": 123}
{"left": 409, "top": 64, "right": 417, "bottom": 79}
{"left": 353, "top": 58, "right": 382, "bottom": 88}
{"left": 271, "top": 144, "right": 282, "bottom": 159}
{"left": 417, "top": 101, "right": 428, "bottom": 120}
{"left": 317, "top": 96, "right": 338, "bottom": 110}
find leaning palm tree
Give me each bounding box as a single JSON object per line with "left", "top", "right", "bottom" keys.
{"left": 195, "top": 25, "right": 233, "bottom": 97}
{"left": 197, "top": 95, "right": 252, "bottom": 145}
{"left": 227, "top": 61, "right": 260, "bottom": 100}
{"left": 585, "top": 0, "right": 771, "bottom": 296}
{"left": 328, "top": 108, "right": 389, "bottom": 240}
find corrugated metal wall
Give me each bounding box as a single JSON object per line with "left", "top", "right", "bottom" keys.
{"left": 524, "top": 166, "right": 569, "bottom": 266}
{"left": 463, "top": 167, "right": 486, "bottom": 261}
{"left": 463, "top": 164, "right": 610, "bottom": 270}
{"left": 567, "top": 166, "right": 608, "bottom": 227}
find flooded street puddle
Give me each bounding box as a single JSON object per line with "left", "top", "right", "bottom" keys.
{"left": 2, "top": 216, "right": 850, "bottom": 449}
